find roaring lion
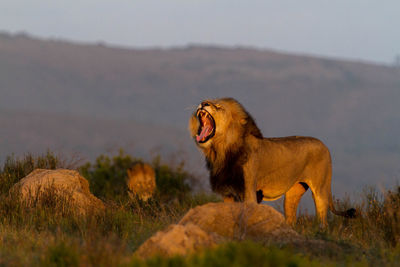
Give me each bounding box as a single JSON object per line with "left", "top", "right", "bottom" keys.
{"left": 189, "top": 97, "right": 355, "bottom": 225}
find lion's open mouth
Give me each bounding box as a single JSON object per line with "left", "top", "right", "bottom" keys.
{"left": 196, "top": 109, "right": 215, "bottom": 143}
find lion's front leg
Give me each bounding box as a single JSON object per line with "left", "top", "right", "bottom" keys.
{"left": 243, "top": 167, "right": 258, "bottom": 203}
{"left": 244, "top": 186, "right": 257, "bottom": 202}
{"left": 242, "top": 161, "right": 258, "bottom": 203}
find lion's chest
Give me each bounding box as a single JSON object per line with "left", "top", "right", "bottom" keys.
{"left": 208, "top": 159, "right": 245, "bottom": 201}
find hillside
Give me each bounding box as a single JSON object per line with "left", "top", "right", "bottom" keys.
{"left": 0, "top": 32, "right": 399, "bottom": 196}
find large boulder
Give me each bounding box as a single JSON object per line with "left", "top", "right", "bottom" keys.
{"left": 135, "top": 223, "right": 221, "bottom": 259}
{"left": 135, "top": 202, "right": 303, "bottom": 258}
{"left": 179, "top": 202, "right": 302, "bottom": 243}
{"left": 126, "top": 163, "right": 156, "bottom": 201}
{"left": 11, "top": 169, "right": 104, "bottom": 214}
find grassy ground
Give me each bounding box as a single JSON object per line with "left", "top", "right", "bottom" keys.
{"left": 0, "top": 151, "right": 399, "bottom": 266}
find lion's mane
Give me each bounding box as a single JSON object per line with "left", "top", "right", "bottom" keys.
{"left": 190, "top": 98, "right": 262, "bottom": 201}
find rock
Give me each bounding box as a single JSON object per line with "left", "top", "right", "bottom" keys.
{"left": 11, "top": 169, "right": 104, "bottom": 214}
{"left": 135, "top": 202, "right": 342, "bottom": 258}
{"left": 178, "top": 202, "right": 302, "bottom": 243}
{"left": 136, "top": 202, "right": 303, "bottom": 258}
{"left": 126, "top": 163, "right": 156, "bottom": 201}
{"left": 135, "top": 223, "right": 221, "bottom": 259}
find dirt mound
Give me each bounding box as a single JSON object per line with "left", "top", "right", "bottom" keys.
{"left": 11, "top": 169, "right": 104, "bottom": 214}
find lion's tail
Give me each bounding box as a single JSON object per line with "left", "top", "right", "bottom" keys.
{"left": 329, "top": 197, "right": 357, "bottom": 218}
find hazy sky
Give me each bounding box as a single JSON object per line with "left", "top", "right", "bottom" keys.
{"left": 1, "top": 0, "right": 399, "bottom": 64}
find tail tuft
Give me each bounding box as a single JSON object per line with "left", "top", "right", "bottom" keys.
{"left": 344, "top": 208, "right": 357, "bottom": 218}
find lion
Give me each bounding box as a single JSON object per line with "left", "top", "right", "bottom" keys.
{"left": 189, "top": 97, "right": 355, "bottom": 226}
{"left": 126, "top": 163, "right": 156, "bottom": 201}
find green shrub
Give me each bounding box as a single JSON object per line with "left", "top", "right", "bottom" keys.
{"left": 79, "top": 151, "right": 194, "bottom": 202}
{"left": 79, "top": 150, "right": 141, "bottom": 200}
{"left": 152, "top": 156, "right": 192, "bottom": 202}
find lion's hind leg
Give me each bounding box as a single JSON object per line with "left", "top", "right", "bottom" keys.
{"left": 284, "top": 182, "right": 309, "bottom": 226}
{"left": 308, "top": 160, "right": 333, "bottom": 227}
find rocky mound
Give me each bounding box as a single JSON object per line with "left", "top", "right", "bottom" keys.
{"left": 135, "top": 223, "right": 221, "bottom": 258}
{"left": 136, "top": 202, "right": 302, "bottom": 258}
{"left": 11, "top": 169, "right": 104, "bottom": 214}
{"left": 179, "top": 202, "right": 302, "bottom": 243}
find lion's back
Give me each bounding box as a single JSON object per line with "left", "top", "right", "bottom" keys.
{"left": 266, "top": 136, "right": 330, "bottom": 155}
{"left": 260, "top": 135, "right": 331, "bottom": 173}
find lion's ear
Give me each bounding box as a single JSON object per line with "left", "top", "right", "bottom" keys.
{"left": 240, "top": 118, "right": 247, "bottom": 125}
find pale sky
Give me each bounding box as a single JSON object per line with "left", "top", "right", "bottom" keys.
{"left": 1, "top": 0, "right": 399, "bottom": 64}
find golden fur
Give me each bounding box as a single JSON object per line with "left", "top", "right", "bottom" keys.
{"left": 189, "top": 98, "right": 355, "bottom": 225}
{"left": 126, "top": 163, "right": 156, "bottom": 201}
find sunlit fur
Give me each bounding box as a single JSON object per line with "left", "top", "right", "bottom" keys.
{"left": 126, "top": 163, "right": 156, "bottom": 201}
{"left": 189, "top": 98, "right": 355, "bottom": 226}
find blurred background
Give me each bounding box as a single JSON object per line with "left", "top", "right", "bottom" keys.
{"left": 0, "top": 0, "right": 399, "bottom": 208}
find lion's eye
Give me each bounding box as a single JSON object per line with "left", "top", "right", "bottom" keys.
{"left": 215, "top": 104, "right": 223, "bottom": 110}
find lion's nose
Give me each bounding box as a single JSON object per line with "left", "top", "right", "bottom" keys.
{"left": 201, "top": 102, "right": 210, "bottom": 108}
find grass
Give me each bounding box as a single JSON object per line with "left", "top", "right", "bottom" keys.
{"left": 131, "top": 242, "right": 326, "bottom": 267}
{"left": 0, "top": 151, "right": 399, "bottom": 266}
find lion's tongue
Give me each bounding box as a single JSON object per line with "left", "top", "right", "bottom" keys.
{"left": 197, "top": 125, "right": 212, "bottom": 142}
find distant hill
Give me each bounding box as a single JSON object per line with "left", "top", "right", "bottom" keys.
{"left": 1, "top": 32, "right": 399, "bottom": 197}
